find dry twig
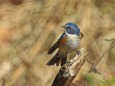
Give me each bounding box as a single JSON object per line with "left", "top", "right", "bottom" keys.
{"left": 87, "top": 38, "right": 115, "bottom": 74}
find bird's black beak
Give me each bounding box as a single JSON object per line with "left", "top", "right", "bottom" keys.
{"left": 61, "top": 26, "right": 65, "bottom": 28}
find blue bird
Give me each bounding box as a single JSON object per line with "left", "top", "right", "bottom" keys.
{"left": 47, "top": 23, "right": 84, "bottom": 66}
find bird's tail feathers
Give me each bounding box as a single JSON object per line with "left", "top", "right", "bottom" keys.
{"left": 46, "top": 51, "right": 67, "bottom": 67}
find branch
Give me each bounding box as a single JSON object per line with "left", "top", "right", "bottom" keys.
{"left": 87, "top": 38, "right": 115, "bottom": 74}
{"left": 52, "top": 48, "right": 88, "bottom": 86}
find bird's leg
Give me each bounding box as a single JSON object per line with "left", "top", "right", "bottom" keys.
{"left": 66, "top": 52, "right": 73, "bottom": 67}
{"left": 74, "top": 50, "right": 81, "bottom": 56}
{"left": 66, "top": 61, "right": 73, "bottom": 67}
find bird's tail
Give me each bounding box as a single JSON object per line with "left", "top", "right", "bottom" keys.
{"left": 46, "top": 51, "right": 67, "bottom": 67}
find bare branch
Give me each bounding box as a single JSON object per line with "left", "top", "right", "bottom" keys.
{"left": 87, "top": 38, "right": 115, "bottom": 74}
{"left": 105, "top": 39, "right": 115, "bottom": 41}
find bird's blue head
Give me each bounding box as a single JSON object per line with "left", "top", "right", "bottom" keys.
{"left": 62, "top": 23, "right": 80, "bottom": 35}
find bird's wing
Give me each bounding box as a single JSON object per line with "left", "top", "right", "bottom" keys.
{"left": 47, "top": 33, "right": 65, "bottom": 54}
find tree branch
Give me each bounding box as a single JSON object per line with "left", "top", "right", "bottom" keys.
{"left": 52, "top": 48, "right": 88, "bottom": 86}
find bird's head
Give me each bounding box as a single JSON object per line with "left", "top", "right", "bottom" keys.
{"left": 62, "top": 23, "right": 80, "bottom": 35}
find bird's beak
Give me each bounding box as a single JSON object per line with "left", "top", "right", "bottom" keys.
{"left": 61, "top": 26, "right": 65, "bottom": 28}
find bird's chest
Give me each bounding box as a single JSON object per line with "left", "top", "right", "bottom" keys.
{"left": 62, "top": 34, "right": 80, "bottom": 52}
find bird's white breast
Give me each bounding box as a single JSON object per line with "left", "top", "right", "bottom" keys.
{"left": 65, "top": 32, "right": 80, "bottom": 52}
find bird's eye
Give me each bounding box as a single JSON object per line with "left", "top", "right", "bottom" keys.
{"left": 67, "top": 27, "right": 71, "bottom": 30}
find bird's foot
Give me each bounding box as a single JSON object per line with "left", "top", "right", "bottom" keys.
{"left": 75, "top": 50, "right": 81, "bottom": 56}
{"left": 66, "top": 61, "right": 73, "bottom": 67}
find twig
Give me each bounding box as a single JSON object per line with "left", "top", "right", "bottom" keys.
{"left": 52, "top": 48, "right": 88, "bottom": 86}
{"left": 88, "top": 38, "right": 115, "bottom": 74}
{"left": 104, "top": 39, "right": 115, "bottom": 41}
{"left": 2, "top": 79, "right": 5, "bottom": 86}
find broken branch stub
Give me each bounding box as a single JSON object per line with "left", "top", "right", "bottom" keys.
{"left": 52, "top": 48, "right": 88, "bottom": 86}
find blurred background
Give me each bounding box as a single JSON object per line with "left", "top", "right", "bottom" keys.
{"left": 0, "top": 0, "right": 114, "bottom": 86}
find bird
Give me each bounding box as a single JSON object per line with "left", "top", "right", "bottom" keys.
{"left": 47, "top": 22, "right": 84, "bottom": 67}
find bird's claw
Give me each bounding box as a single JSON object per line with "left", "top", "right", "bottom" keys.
{"left": 75, "top": 50, "right": 81, "bottom": 56}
